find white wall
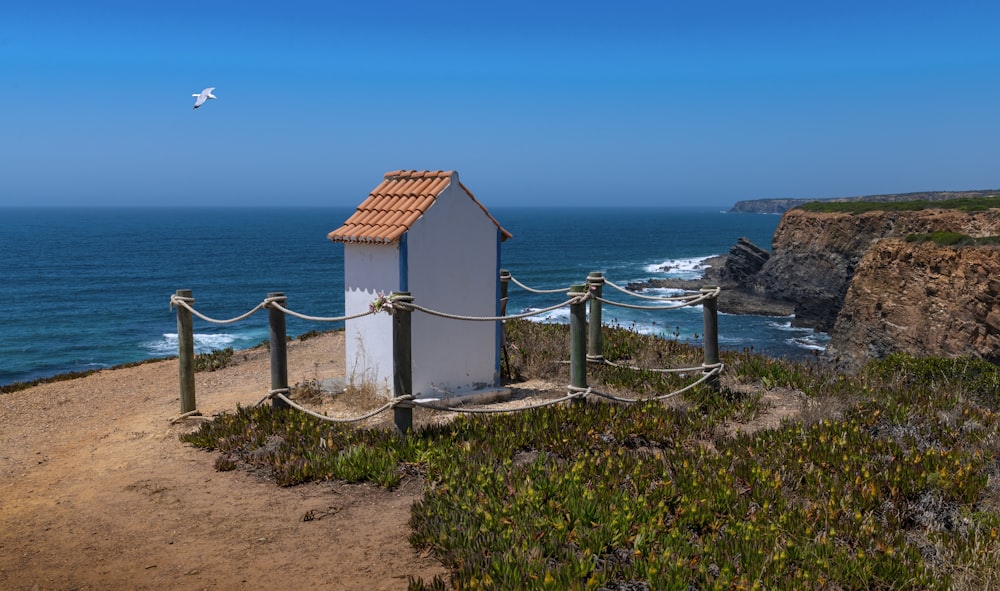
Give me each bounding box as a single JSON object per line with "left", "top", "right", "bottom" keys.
{"left": 406, "top": 182, "right": 501, "bottom": 398}
{"left": 343, "top": 242, "right": 399, "bottom": 396}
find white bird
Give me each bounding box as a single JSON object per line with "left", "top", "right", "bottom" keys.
{"left": 192, "top": 87, "right": 217, "bottom": 109}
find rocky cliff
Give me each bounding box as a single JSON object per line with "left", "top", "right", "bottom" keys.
{"left": 827, "top": 239, "right": 1000, "bottom": 366}
{"left": 748, "top": 208, "right": 1000, "bottom": 332}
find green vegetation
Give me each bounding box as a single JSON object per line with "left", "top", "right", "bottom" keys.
{"left": 296, "top": 329, "right": 327, "bottom": 341}
{"left": 1, "top": 329, "right": 341, "bottom": 395}
{"left": 798, "top": 195, "right": 1000, "bottom": 214}
{"left": 0, "top": 344, "right": 236, "bottom": 393}
{"left": 905, "top": 231, "right": 1000, "bottom": 247}
{"left": 193, "top": 347, "right": 235, "bottom": 372}
{"left": 0, "top": 357, "right": 169, "bottom": 395}
{"left": 181, "top": 321, "right": 1000, "bottom": 591}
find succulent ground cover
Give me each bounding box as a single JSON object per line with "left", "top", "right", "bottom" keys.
{"left": 181, "top": 321, "right": 1000, "bottom": 590}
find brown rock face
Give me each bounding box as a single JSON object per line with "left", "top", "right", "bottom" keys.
{"left": 828, "top": 239, "right": 1000, "bottom": 366}
{"left": 750, "top": 208, "right": 1000, "bottom": 331}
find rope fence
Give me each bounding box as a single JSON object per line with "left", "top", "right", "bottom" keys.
{"left": 169, "top": 269, "right": 723, "bottom": 431}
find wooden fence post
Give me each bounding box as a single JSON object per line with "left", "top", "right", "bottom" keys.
{"left": 268, "top": 292, "right": 290, "bottom": 410}
{"left": 569, "top": 284, "right": 588, "bottom": 398}
{"left": 701, "top": 288, "right": 721, "bottom": 391}
{"left": 587, "top": 272, "right": 604, "bottom": 362}
{"left": 391, "top": 292, "right": 414, "bottom": 435}
{"left": 175, "top": 289, "right": 197, "bottom": 414}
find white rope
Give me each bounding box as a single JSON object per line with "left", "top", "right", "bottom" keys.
{"left": 168, "top": 409, "right": 214, "bottom": 424}
{"left": 603, "top": 278, "right": 706, "bottom": 302}
{"left": 583, "top": 364, "right": 723, "bottom": 403}
{"left": 400, "top": 296, "right": 587, "bottom": 322}
{"left": 602, "top": 360, "right": 723, "bottom": 374}
{"left": 170, "top": 294, "right": 371, "bottom": 326}
{"left": 259, "top": 389, "right": 401, "bottom": 423}
{"left": 412, "top": 392, "right": 583, "bottom": 414}
{"left": 170, "top": 295, "right": 266, "bottom": 325}
{"left": 266, "top": 300, "right": 373, "bottom": 323}
{"left": 239, "top": 362, "right": 722, "bottom": 423}
{"left": 506, "top": 274, "right": 573, "bottom": 294}
{"left": 592, "top": 291, "right": 712, "bottom": 311}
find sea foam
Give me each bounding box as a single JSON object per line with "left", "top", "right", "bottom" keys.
{"left": 146, "top": 333, "right": 241, "bottom": 357}
{"left": 642, "top": 255, "right": 713, "bottom": 279}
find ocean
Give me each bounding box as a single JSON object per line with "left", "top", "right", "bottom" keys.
{"left": 0, "top": 206, "right": 827, "bottom": 386}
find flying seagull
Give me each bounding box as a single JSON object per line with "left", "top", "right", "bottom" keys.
{"left": 192, "top": 87, "right": 217, "bottom": 109}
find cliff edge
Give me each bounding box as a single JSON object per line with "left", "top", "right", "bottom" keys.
{"left": 748, "top": 208, "right": 1000, "bottom": 332}
{"left": 743, "top": 206, "right": 1000, "bottom": 365}
{"left": 827, "top": 239, "right": 1000, "bottom": 366}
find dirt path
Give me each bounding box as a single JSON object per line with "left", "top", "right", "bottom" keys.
{"left": 0, "top": 332, "right": 450, "bottom": 591}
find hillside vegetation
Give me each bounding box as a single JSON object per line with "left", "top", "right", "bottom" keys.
{"left": 905, "top": 231, "right": 1000, "bottom": 247}
{"left": 797, "top": 196, "right": 1000, "bottom": 214}
{"left": 181, "top": 321, "right": 1000, "bottom": 591}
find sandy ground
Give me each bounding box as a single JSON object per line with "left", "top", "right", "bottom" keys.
{"left": 0, "top": 332, "right": 455, "bottom": 591}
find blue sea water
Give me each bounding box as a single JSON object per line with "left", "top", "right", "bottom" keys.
{"left": 0, "top": 206, "right": 826, "bottom": 386}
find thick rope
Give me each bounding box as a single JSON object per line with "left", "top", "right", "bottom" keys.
{"left": 168, "top": 409, "right": 214, "bottom": 424}
{"left": 170, "top": 295, "right": 266, "bottom": 325}
{"left": 399, "top": 296, "right": 587, "bottom": 322}
{"left": 266, "top": 300, "right": 373, "bottom": 323}
{"left": 172, "top": 280, "right": 724, "bottom": 422}
{"left": 603, "top": 278, "right": 705, "bottom": 302}
{"left": 602, "top": 359, "right": 723, "bottom": 374}
{"left": 581, "top": 364, "right": 723, "bottom": 403}
{"left": 170, "top": 294, "right": 373, "bottom": 325}
{"left": 592, "top": 291, "right": 712, "bottom": 311}
{"left": 506, "top": 274, "right": 573, "bottom": 294}
{"left": 225, "top": 361, "right": 721, "bottom": 424}
{"left": 412, "top": 392, "right": 583, "bottom": 414}
{"left": 257, "top": 389, "right": 405, "bottom": 423}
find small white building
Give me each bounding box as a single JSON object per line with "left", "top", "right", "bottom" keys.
{"left": 328, "top": 170, "right": 512, "bottom": 401}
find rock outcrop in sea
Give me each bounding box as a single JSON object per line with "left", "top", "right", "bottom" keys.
{"left": 625, "top": 242, "right": 793, "bottom": 318}
{"left": 719, "top": 237, "right": 770, "bottom": 284}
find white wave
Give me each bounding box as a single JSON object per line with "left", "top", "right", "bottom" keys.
{"left": 642, "top": 255, "right": 714, "bottom": 279}
{"left": 146, "top": 333, "right": 240, "bottom": 356}
{"left": 786, "top": 338, "right": 825, "bottom": 351}
{"left": 786, "top": 332, "right": 830, "bottom": 351}
{"left": 522, "top": 307, "right": 570, "bottom": 324}
{"left": 767, "top": 320, "right": 815, "bottom": 332}
{"left": 636, "top": 287, "right": 687, "bottom": 297}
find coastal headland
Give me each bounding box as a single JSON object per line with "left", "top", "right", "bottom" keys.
{"left": 720, "top": 195, "right": 1000, "bottom": 366}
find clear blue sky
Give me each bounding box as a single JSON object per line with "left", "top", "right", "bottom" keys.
{"left": 3, "top": 0, "right": 999, "bottom": 208}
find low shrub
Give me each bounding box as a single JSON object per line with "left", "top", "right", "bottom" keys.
{"left": 194, "top": 347, "right": 234, "bottom": 372}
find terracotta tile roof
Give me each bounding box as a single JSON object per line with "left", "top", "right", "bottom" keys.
{"left": 328, "top": 170, "right": 512, "bottom": 244}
